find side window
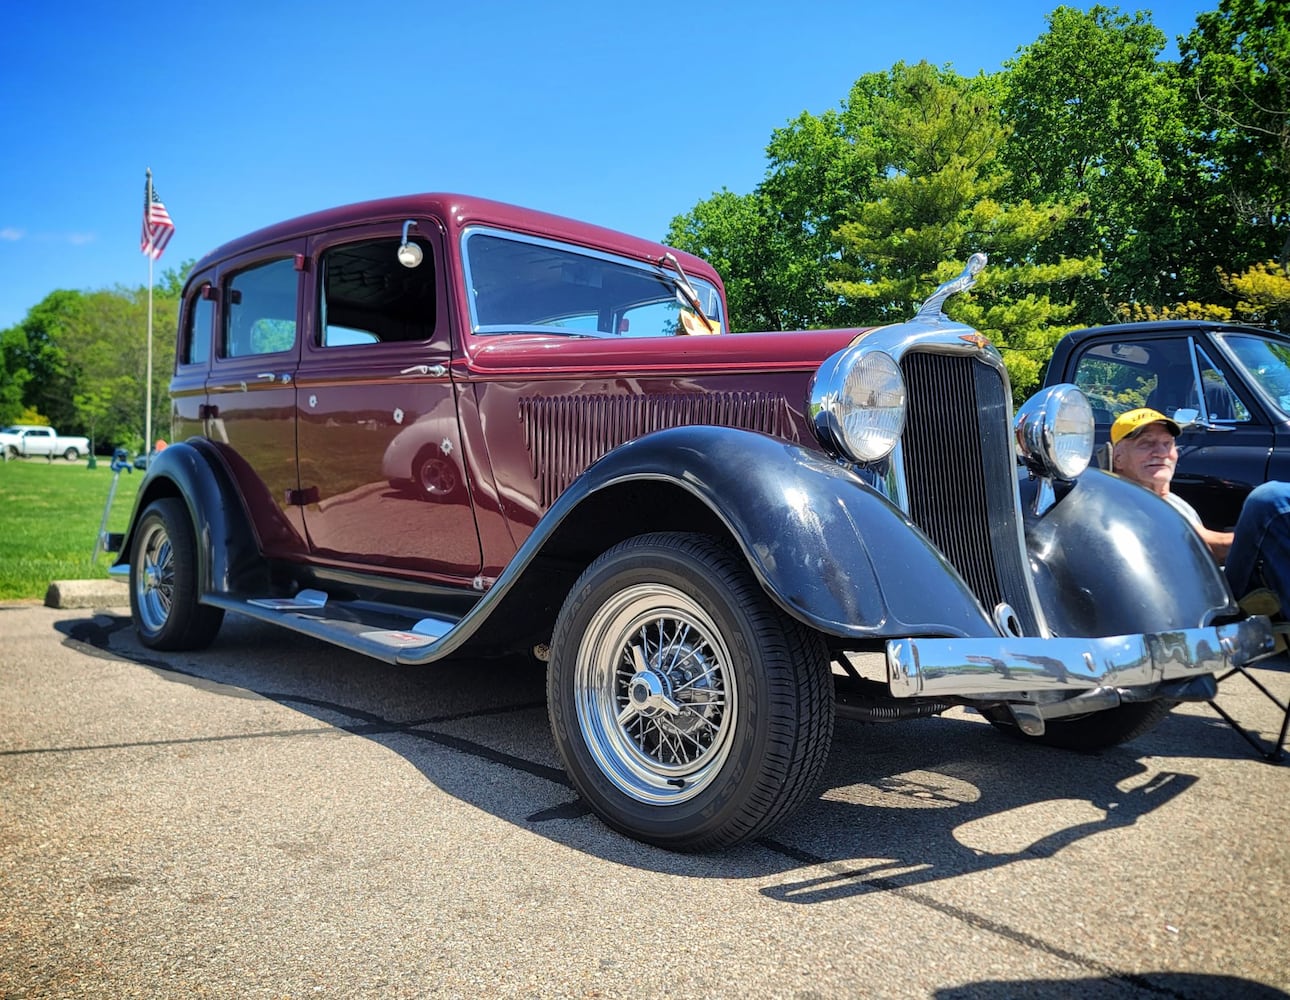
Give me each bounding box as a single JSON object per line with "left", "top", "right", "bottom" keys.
{"left": 1073, "top": 336, "right": 1250, "bottom": 427}
{"left": 1139, "top": 339, "right": 1199, "bottom": 417}
{"left": 319, "top": 237, "right": 437, "bottom": 347}
{"left": 1223, "top": 334, "right": 1290, "bottom": 416}
{"left": 183, "top": 285, "right": 213, "bottom": 366}
{"left": 224, "top": 258, "right": 298, "bottom": 358}
{"left": 1070, "top": 339, "right": 1183, "bottom": 428}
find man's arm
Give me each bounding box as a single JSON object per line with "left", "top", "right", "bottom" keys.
{"left": 1198, "top": 526, "right": 1233, "bottom": 563}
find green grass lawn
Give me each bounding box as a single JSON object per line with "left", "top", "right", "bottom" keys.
{"left": 0, "top": 458, "right": 143, "bottom": 601}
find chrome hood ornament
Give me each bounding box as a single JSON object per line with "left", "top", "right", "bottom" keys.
{"left": 915, "top": 252, "right": 987, "bottom": 321}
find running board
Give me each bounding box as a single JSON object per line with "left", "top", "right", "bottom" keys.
{"left": 204, "top": 590, "right": 462, "bottom": 665}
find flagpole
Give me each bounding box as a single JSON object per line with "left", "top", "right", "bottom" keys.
{"left": 145, "top": 169, "right": 154, "bottom": 460}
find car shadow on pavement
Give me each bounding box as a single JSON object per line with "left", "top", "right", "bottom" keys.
{"left": 60, "top": 610, "right": 1286, "bottom": 896}
{"left": 935, "top": 974, "right": 1288, "bottom": 1000}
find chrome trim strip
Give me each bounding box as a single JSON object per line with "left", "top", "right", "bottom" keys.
{"left": 886, "top": 617, "right": 1274, "bottom": 699}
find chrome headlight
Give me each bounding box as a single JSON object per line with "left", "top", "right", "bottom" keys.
{"left": 809, "top": 347, "right": 907, "bottom": 462}
{"left": 1014, "top": 384, "right": 1094, "bottom": 480}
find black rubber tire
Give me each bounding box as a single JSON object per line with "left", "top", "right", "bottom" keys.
{"left": 129, "top": 497, "right": 224, "bottom": 651}
{"left": 63, "top": 446, "right": 80, "bottom": 461}
{"left": 981, "top": 700, "right": 1175, "bottom": 751}
{"left": 547, "top": 531, "right": 834, "bottom": 851}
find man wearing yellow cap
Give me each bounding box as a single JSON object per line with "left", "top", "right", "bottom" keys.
{"left": 1110, "top": 407, "right": 1289, "bottom": 614}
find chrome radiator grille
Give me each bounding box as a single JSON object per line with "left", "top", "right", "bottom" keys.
{"left": 900, "top": 352, "right": 1039, "bottom": 635}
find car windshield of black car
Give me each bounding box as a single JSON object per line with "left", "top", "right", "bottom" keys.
{"left": 1219, "top": 334, "right": 1290, "bottom": 416}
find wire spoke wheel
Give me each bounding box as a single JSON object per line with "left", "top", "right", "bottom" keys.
{"left": 576, "top": 583, "right": 736, "bottom": 805}
{"left": 128, "top": 496, "right": 223, "bottom": 651}
{"left": 548, "top": 532, "right": 833, "bottom": 851}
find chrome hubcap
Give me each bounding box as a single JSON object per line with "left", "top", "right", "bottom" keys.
{"left": 135, "top": 521, "right": 175, "bottom": 632}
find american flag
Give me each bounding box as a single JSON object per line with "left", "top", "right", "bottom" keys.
{"left": 140, "top": 173, "right": 175, "bottom": 260}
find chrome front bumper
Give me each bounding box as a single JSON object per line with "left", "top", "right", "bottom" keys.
{"left": 887, "top": 618, "right": 1274, "bottom": 701}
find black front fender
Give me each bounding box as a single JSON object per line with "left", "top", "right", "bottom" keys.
{"left": 1022, "top": 468, "right": 1236, "bottom": 636}
{"left": 552, "top": 427, "right": 996, "bottom": 639}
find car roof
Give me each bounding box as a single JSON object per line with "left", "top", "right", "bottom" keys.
{"left": 190, "top": 193, "right": 720, "bottom": 288}
{"left": 1048, "top": 319, "right": 1287, "bottom": 374}
{"left": 1063, "top": 319, "right": 1279, "bottom": 344}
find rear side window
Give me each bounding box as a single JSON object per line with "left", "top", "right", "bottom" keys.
{"left": 224, "top": 258, "right": 298, "bottom": 358}
{"left": 182, "top": 285, "right": 213, "bottom": 366}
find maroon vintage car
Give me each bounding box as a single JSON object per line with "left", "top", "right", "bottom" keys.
{"left": 111, "top": 194, "right": 1272, "bottom": 850}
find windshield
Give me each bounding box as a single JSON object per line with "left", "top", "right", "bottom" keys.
{"left": 462, "top": 228, "right": 724, "bottom": 338}
{"left": 1219, "top": 333, "right": 1290, "bottom": 416}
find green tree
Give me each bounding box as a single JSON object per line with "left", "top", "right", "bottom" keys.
{"left": 666, "top": 95, "right": 883, "bottom": 331}
{"left": 667, "top": 57, "right": 1100, "bottom": 390}
{"left": 999, "top": 5, "right": 1189, "bottom": 317}
{"left": 1180, "top": 0, "right": 1290, "bottom": 326}
{"left": 7, "top": 290, "right": 87, "bottom": 432}
{"left": 828, "top": 62, "right": 1100, "bottom": 399}
{"left": 0, "top": 261, "right": 188, "bottom": 450}
{"left": 667, "top": 189, "right": 840, "bottom": 331}
{"left": 74, "top": 386, "right": 112, "bottom": 457}
{"left": 67, "top": 288, "right": 179, "bottom": 449}
{"left": 0, "top": 326, "right": 32, "bottom": 425}
{"left": 1222, "top": 260, "right": 1290, "bottom": 326}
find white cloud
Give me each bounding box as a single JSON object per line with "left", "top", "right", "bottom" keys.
{"left": 66, "top": 232, "right": 96, "bottom": 246}
{"left": 0, "top": 228, "right": 23, "bottom": 241}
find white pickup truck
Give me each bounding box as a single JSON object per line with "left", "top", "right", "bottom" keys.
{"left": 0, "top": 425, "right": 91, "bottom": 461}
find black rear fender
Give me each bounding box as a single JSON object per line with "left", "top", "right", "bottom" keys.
{"left": 112, "top": 440, "right": 270, "bottom": 596}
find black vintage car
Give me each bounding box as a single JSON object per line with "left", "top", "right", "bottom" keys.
{"left": 1044, "top": 320, "right": 1290, "bottom": 529}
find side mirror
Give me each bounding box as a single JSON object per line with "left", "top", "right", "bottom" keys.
{"left": 397, "top": 220, "right": 423, "bottom": 268}
{"left": 1173, "top": 407, "right": 1200, "bottom": 428}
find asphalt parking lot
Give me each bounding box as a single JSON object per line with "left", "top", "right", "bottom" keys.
{"left": 2, "top": 602, "right": 1288, "bottom": 999}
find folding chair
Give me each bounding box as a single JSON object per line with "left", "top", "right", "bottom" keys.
{"left": 1207, "top": 653, "right": 1290, "bottom": 762}
{"left": 1207, "top": 590, "right": 1290, "bottom": 762}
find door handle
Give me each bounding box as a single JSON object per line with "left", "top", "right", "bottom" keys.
{"left": 257, "top": 372, "right": 293, "bottom": 384}
{"left": 400, "top": 364, "right": 448, "bottom": 377}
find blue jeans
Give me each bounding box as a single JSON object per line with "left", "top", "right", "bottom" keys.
{"left": 1225, "top": 481, "right": 1290, "bottom": 614}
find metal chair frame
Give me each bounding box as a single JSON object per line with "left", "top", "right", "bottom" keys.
{"left": 1207, "top": 650, "right": 1289, "bottom": 763}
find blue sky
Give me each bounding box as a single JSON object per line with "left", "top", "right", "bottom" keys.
{"left": 0, "top": 1, "right": 1209, "bottom": 334}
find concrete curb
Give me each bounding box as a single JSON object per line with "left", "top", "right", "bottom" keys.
{"left": 44, "top": 579, "right": 129, "bottom": 609}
